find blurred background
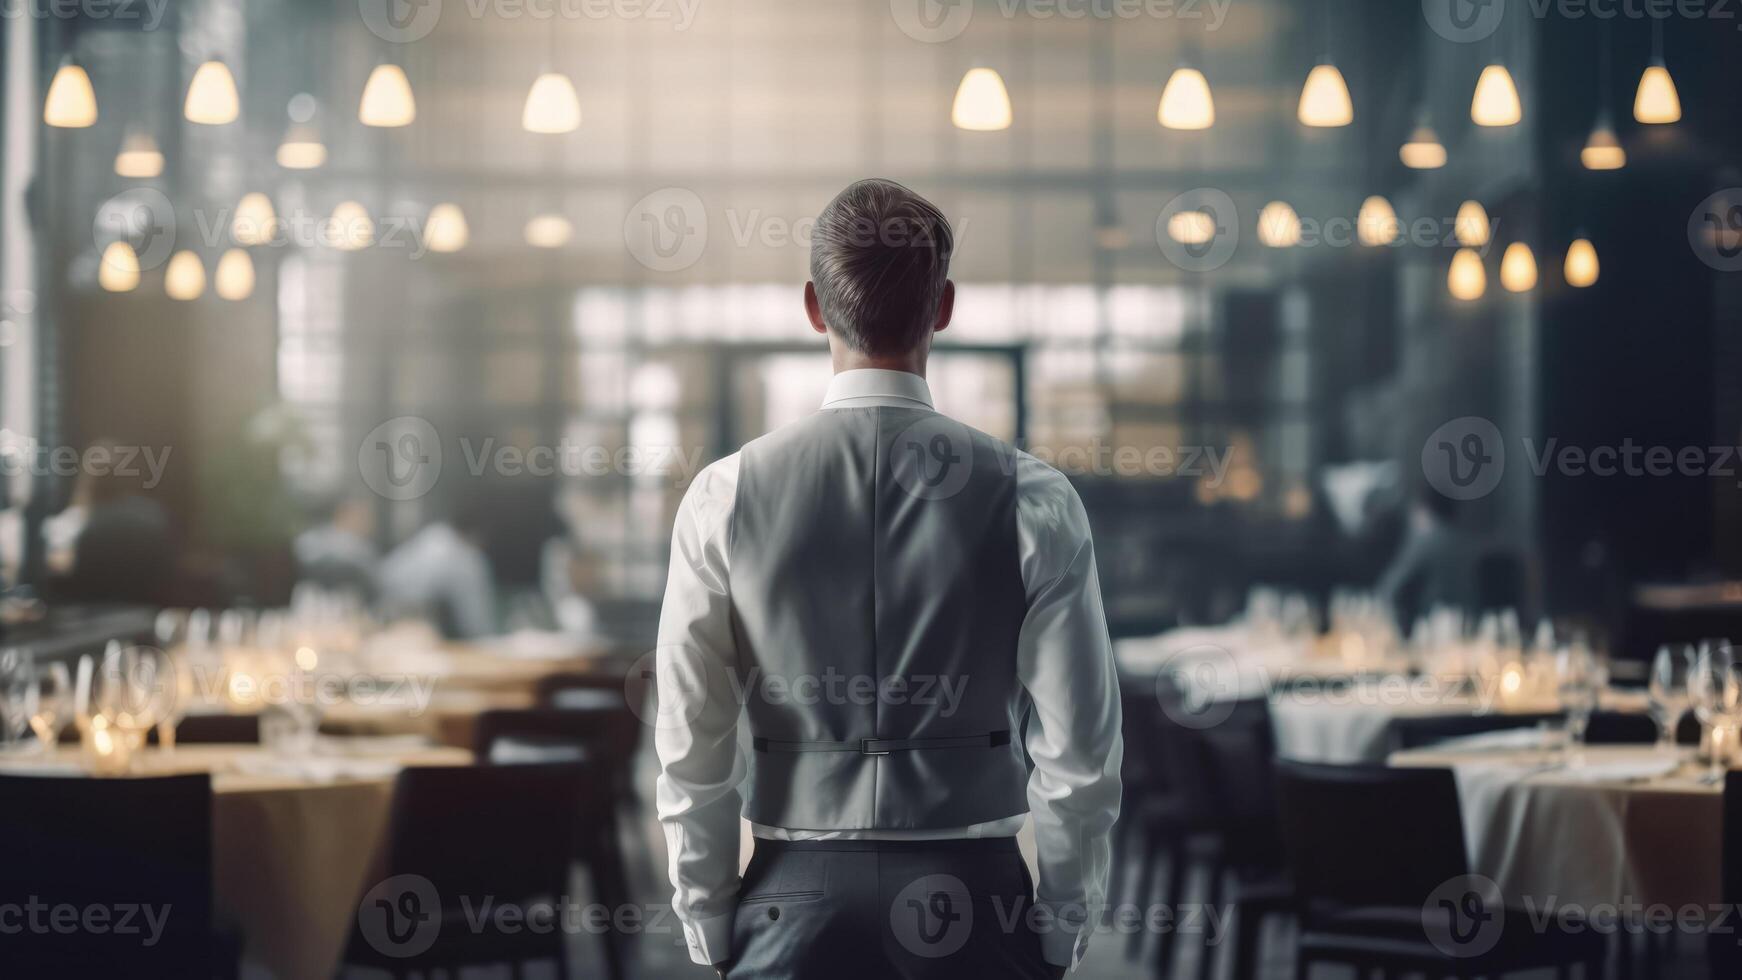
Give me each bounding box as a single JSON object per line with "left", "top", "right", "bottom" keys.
{"left": 2, "top": 1, "right": 1742, "bottom": 978}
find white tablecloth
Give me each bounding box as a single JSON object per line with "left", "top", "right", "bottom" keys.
{"left": 1390, "top": 743, "right": 1723, "bottom": 910}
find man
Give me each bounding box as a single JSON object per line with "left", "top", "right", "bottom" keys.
{"left": 378, "top": 503, "right": 497, "bottom": 639}
{"left": 293, "top": 494, "right": 379, "bottom": 598}
{"left": 655, "top": 178, "right": 1122, "bottom": 978}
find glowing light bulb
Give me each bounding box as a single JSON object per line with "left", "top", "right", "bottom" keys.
{"left": 1167, "top": 210, "right": 1216, "bottom": 245}
{"left": 1580, "top": 122, "right": 1626, "bottom": 170}
{"left": 232, "top": 193, "right": 278, "bottom": 246}
{"left": 425, "top": 203, "right": 469, "bottom": 253}
{"left": 328, "top": 201, "right": 374, "bottom": 250}
{"left": 1449, "top": 248, "right": 1487, "bottom": 301}
{"left": 951, "top": 68, "right": 1012, "bottom": 132}
{"left": 1399, "top": 125, "right": 1447, "bottom": 169}
{"left": 522, "top": 72, "right": 582, "bottom": 134}
{"left": 1471, "top": 64, "right": 1523, "bottom": 127}
{"left": 1455, "top": 201, "right": 1491, "bottom": 248}
{"left": 277, "top": 124, "right": 327, "bottom": 169}
{"left": 1500, "top": 242, "right": 1538, "bottom": 292}
{"left": 359, "top": 64, "right": 416, "bottom": 127}
{"left": 164, "top": 251, "right": 206, "bottom": 300}
{"left": 1257, "top": 201, "right": 1301, "bottom": 248}
{"left": 525, "top": 214, "right": 574, "bottom": 248}
{"left": 114, "top": 131, "right": 164, "bottom": 178}
{"left": 214, "top": 249, "right": 255, "bottom": 300}
{"left": 184, "top": 60, "right": 239, "bottom": 124}
{"left": 1297, "top": 63, "right": 1353, "bottom": 127}
{"left": 1357, "top": 195, "right": 1399, "bottom": 247}
{"left": 1564, "top": 238, "right": 1600, "bottom": 287}
{"left": 1633, "top": 61, "right": 1681, "bottom": 124}
{"left": 44, "top": 61, "right": 98, "bottom": 127}
{"left": 98, "top": 241, "right": 140, "bottom": 292}
{"left": 1157, "top": 68, "right": 1214, "bottom": 130}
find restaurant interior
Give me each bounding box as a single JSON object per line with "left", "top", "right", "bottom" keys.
{"left": 2, "top": 0, "right": 1742, "bottom": 977}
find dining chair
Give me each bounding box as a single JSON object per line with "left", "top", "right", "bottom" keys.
{"left": 0, "top": 772, "right": 238, "bottom": 979}
{"left": 472, "top": 708, "right": 636, "bottom": 980}
{"left": 1186, "top": 698, "right": 1294, "bottom": 980}
{"left": 1715, "top": 771, "right": 1742, "bottom": 978}
{"left": 340, "top": 762, "right": 588, "bottom": 980}
{"left": 536, "top": 669, "right": 647, "bottom": 802}
{"left": 1391, "top": 712, "right": 1555, "bottom": 752}
{"left": 1110, "top": 682, "right": 1198, "bottom": 969}
{"left": 1274, "top": 759, "right": 1608, "bottom": 979}
{"left": 148, "top": 712, "right": 262, "bottom": 745}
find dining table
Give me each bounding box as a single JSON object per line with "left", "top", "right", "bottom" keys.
{"left": 0, "top": 740, "right": 473, "bottom": 980}
{"left": 1390, "top": 738, "right": 1725, "bottom": 913}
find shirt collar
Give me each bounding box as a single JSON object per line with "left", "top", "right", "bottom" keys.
{"left": 820, "top": 369, "right": 935, "bottom": 410}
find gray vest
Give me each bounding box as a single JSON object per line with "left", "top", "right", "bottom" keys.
{"left": 729, "top": 406, "right": 1031, "bottom": 830}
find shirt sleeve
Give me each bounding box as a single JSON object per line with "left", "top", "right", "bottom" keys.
{"left": 653, "top": 455, "right": 748, "bottom": 966}
{"left": 1014, "top": 453, "right": 1124, "bottom": 970}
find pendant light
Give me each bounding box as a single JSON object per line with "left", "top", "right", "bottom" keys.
{"left": 1167, "top": 210, "right": 1215, "bottom": 245}
{"left": 1582, "top": 25, "right": 1625, "bottom": 170}
{"left": 98, "top": 241, "right": 140, "bottom": 292}
{"left": 1357, "top": 196, "right": 1398, "bottom": 247}
{"left": 165, "top": 251, "right": 206, "bottom": 300}
{"left": 44, "top": 58, "right": 98, "bottom": 128}
{"left": 425, "top": 203, "right": 469, "bottom": 253}
{"left": 1448, "top": 248, "right": 1487, "bottom": 301}
{"left": 522, "top": 73, "right": 582, "bottom": 134}
{"left": 214, "top": 249, "right": 255, "bottom": 300}
{"left": 184, "top": 60, "right": 239, "bottom": 124}
{"left": 232, "top": 193, "right": 278, "bottom": 246}
{"left": 1399, "top": 121, "right": 1447, "bottom": 169}
{"left": 1455, "top": 201, "right": 1491, "bottom": 248}
{"left": 1471, "top": 64, "right": 1522, "bottom": 127}
{"left": 1158, "top": 67, "right": 1214, "bottom": 130}
{"left": 1634, "top": 19, "right": 1681, "bottom": 124}
{"left": 114, "top": 130, "right": 164, "bottom": 178}
{"left": 951, "top": 68, "right": 1012, "bottom": 131}
{"left": 1298, "top": 63, "right": 1353, "bottom": 127}
{"left": 1500, "top": 243, "right": 1538, "bottom": 292}
{"left": 1257, "top": 201, "right": 1302, "bottom": 248}
{"left": 1564, "top": 238, "right": 1600, "bottom": 287}
{"left": 525, "top": 214, "right": 573, "bottom": 248}
{"left": 359, "top": 64, "right": 416, "bottom": 127}
{"left": 276, "top": 94, "right": 327, "bottom": 169}
{"left": 328, "top": 201, "right": 374, "bottom": 250}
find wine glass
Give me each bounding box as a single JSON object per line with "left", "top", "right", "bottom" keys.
{"left": 90, "top": 644, "right": 173, "bottom": 771}
{"left": 1690, "top": 641, "right": 1742, "bottom": 783}
{"left": 0, "top": 647, "right": 35, "bottom": 752}
{"left": 1555, "top": 644, "right": 1600, "bottom": 765}
{"left": 28, "top": 661, "right": 71, "bottom": 755}
{"left": 1648, "top": 644, "right": 1694, "bottom": 752}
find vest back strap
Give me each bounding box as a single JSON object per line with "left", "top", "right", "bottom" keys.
{"left": 752, "top": 730, "right": 1011, "bottom": 757}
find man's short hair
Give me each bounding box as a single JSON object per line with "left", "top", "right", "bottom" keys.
{"left": 809, "top": 178, "right": 954, "bottom": 356}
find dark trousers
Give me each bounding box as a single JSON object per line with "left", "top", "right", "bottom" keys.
{"left": 726, "top": 837, "right": 1054, "bottom": 980}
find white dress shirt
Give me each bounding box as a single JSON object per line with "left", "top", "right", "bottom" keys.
{"left": 377, "top": 522, "right": 497, "bottom": 639}
{"left": 655, "top": 368, "right": 1123, "bottom": 969}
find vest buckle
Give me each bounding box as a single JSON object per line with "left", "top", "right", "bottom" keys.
{"left": 860, "top": 737, "right": 891, "bottom": 756}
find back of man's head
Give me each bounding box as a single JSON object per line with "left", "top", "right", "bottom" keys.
{"left": 809, "top": 178, "right": 954, "bottom": 356}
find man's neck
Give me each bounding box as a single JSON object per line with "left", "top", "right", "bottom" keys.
{"left": 830, "top": 349, "right": 927, "bottom": 378}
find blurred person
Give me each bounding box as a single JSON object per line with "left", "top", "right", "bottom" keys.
{"left": 292, "top": 494, "right": 378, "bottom": 598}
{"left": 1377, "top": 484, "right": 1477, "bottom": 624}
{"left": 655, "top": 179, "right": 1122, "bottom": 980}
{"left": 54, "top": 443, "right": 175, "bottom": 606}
{"left": 377, "top": 502, "right": 497, "bottom": 639}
